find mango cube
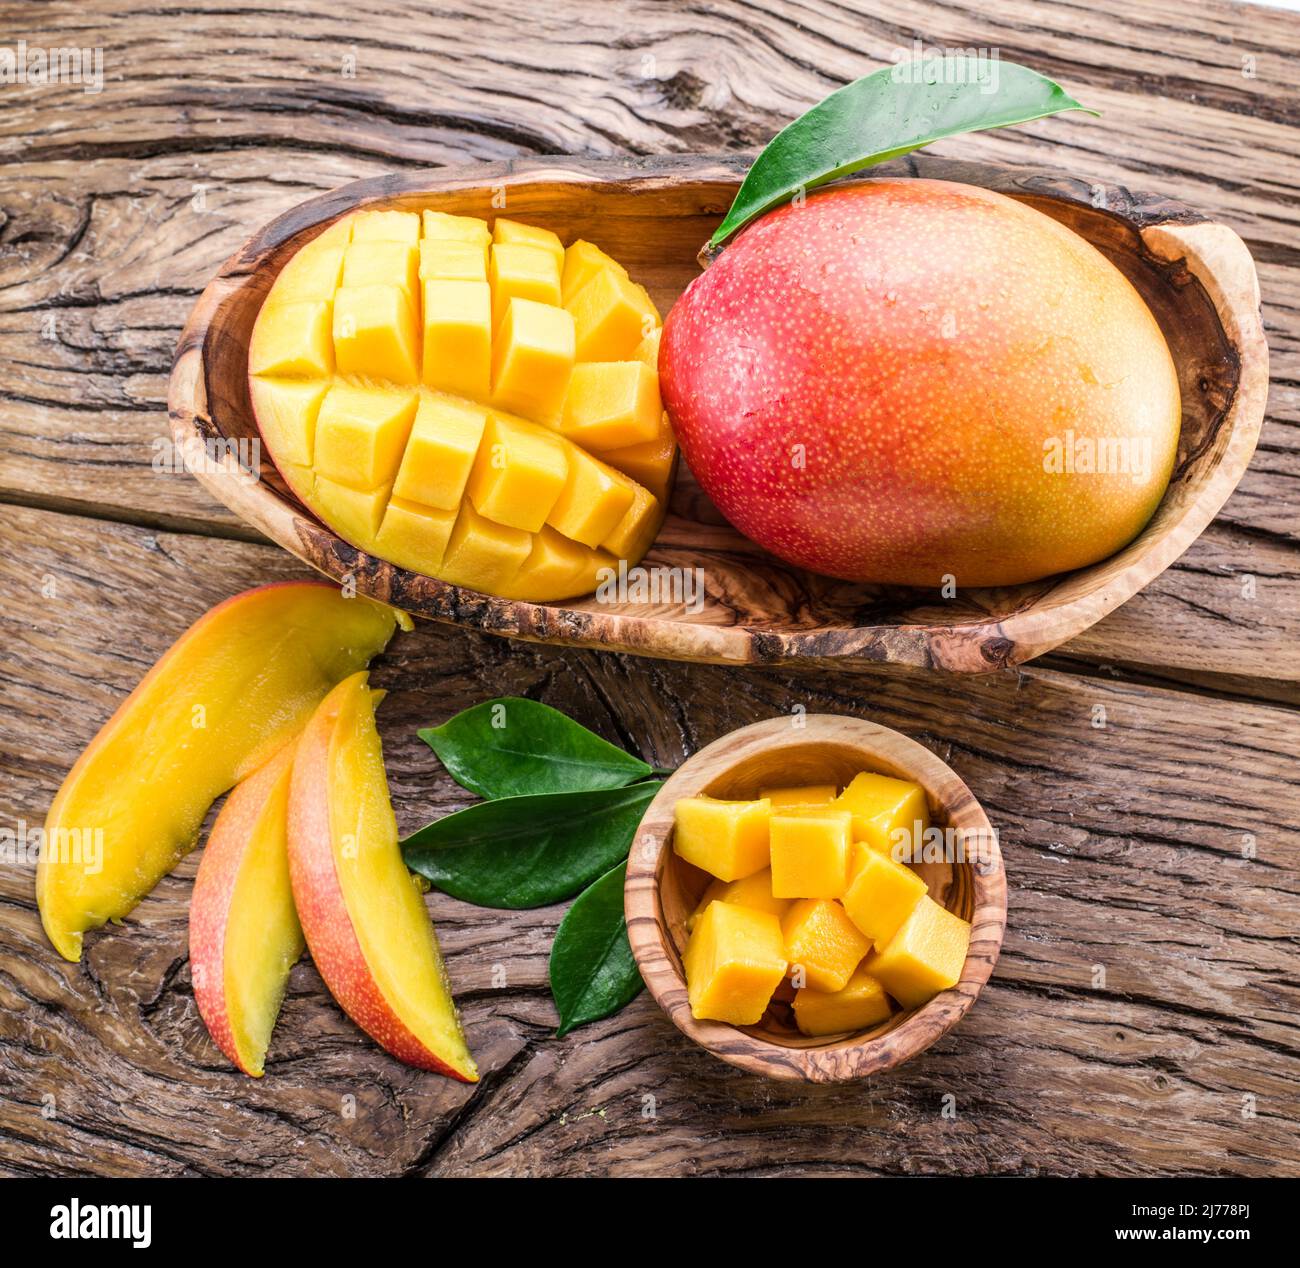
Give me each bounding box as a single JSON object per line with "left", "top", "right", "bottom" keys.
{"left": 439, "top": 500, "right": 532, "bottom": 591}
{"left": 423, "top": 210, "right": 491, "bottom": 247}
{"left": 761, "top": 784, "right": 838, "bottom": 810}
{"left": 313, "top": 384, "right": 417, "bottom": 489}
{"left": 333, "top": 284, "right": 419, "bottom": 384}
{"left": 374, "top": 497, "right": 457, "bottom": 571}
{"left": 342, "top": 240, "right": 419, "bottom": 302}
{"left": 793, "top": 965, "right": 893, "bottom": 1036}
{"left": 391, "top": 396, "right": 486, "bottom": 510}
{"left": 503, "top": 527, "right": 597, "bottom": 602}
{"left": 493, "top": 217, "right": 564, "bottom": 270}
{"left": 781, "top": 898, "right": 871, "bottom": 993}
{"left": 684, "top": 900, "right": 787, "bottom": 1025}
{"left": 689, "top": 867, "right": 790, "bottom": 932}
{"left": 490, "top": 243, "right": 562, "bottom": 326}
{"left": 350, "top": 209, "right": 420, "bottom": 244}
{"left": 632, "top": 327, "right": 661, "bottom": 369}
{"left": 419, "top": 238, "right": 488, "bottom": 282}
{"left": 546, "top": 450, "right": 635, "bottom": 548}
{"left": 769, "top": 807, "right": 853, "bottom": 899}
{"left": 841, "top": 842, "right": 928, "bottom": 949}
{"left": 421, "top": 278, "right": 491, "bottom": 399}
{"left": 601, "top": 482, "right": 661, "bottom": 560}
{"left": 246, "top": 378, "right": 328, "bottom": 469}
{"left": 673, "top": 795, "right": 771, "bottom": 882}
{"left": 311, "top": 474, "right": 390, "bottom": 542}
{"left": 566, "top": 268, "right": 659, "bottom": 361}
{"left": 837, "top": 771, "right": 930, "bottom": 861}
{"left": 248, "top": 300, "right": 334, "bottom": 378}
{"left": 562, "top": 239, "right": 628, "bottom": 303}
{"left": 559, "top": 361, "right": 662, "bottom": 451}
{"left": 466, "top": 413, "right": 568, "bottom": 532}
{"left": 867, "top": 896, "right": 971, "bottom": 1010}
{"left": 491, "top": 298, "right": 575, "bottom": 423}
{"left": 600, "top": 412, "right": 677, "bottom": 503}
{"left": 272, "top": 238, "right": 345, "bottom": 302}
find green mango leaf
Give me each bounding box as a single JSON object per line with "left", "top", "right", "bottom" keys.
{"left": 549, "top": 861, "right": 643, "bottom": 1037}
{"left": 400, "top": 781, "right": 660, "bottom": 908}
{"left": 710, "top": 59, "right": 1095, "bottom": 247}
{"left": 419, "top": 697, "right": 652, "bottom": 800}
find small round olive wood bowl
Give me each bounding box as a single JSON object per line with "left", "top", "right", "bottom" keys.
{"left": 624, "top": 715, "right": 1006, "bottom": 1082}
{"left": 170, "top": 152, "right": 1267, "bottom": 672}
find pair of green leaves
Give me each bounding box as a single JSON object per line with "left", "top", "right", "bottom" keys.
{"left": 710, "top": 59, "right": 1094, "bottom": 247}
{"left": 401, "top": 698, "right": 657, "bottom": 1036}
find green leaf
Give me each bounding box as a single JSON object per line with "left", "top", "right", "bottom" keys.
{"left": 549, "top": 861, "right": 643, "bottom": 1037}
{"left": 710, "top": 59, "right": 1095, "bottom": 247}
{"left": 419, "top": 697, "right": 652, "bottom": 800}
{"left": 400, "top": 781, "right": 660, "bottom": 908}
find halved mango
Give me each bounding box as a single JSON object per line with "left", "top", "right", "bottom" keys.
{"left": 37, "top": 583, "right": 400, "bottom": 961}
{"left": 287, "top": 672, "right": 476, "bottom": 1078}
{"left": 249, "top": 210, "right": 677, "bottom": 601}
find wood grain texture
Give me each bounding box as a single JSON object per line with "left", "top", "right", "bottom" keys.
{"left": 2, "top": 503, "right": 1297, "bottom": 1176}
{"left": 625, "top": 716, "right": 1006, "bottom": 1081}
{"left": 1, "top": 0, "right": 1298, "bottom": 682}
{"left": 169, "top": 155, "right": 1267, "bottom": 674}
{"left": 2, "top": 0, "right": 1298, "bottom": 1178}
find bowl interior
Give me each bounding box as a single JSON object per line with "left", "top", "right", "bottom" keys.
{"left": 659, "top": 739, "right": 978, "bottom": 1050}
{"left": 182, "top": 155, "right": 1254, "bottom": 670}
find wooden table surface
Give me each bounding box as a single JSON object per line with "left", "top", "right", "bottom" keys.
{"left": 3, "top": 0, "right": 1298, "bottom": 1178}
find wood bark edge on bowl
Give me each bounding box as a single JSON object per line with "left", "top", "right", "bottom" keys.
{"left": 168, "top": 154, "right": 1268, "bottom": 673}
{"left": 624, "top": 714, "right": 1007, "bottom": 1082}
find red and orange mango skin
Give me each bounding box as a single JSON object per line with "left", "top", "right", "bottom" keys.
{"left": 661, "top": 180, "right": 1182, "bottom": 587}
{"left": 190, "top": 741, "right": 304, "bottom": 1077}
{"left": 36, "top": 582, "right": 399, "bottom": 961}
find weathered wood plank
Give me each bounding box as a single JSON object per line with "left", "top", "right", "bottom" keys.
{"left": 2, "top": 503, "right": 1296, "bottom": 1176}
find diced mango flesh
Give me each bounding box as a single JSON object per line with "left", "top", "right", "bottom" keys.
{"left": 684, "top": 901, "right": 788, "bottom": 1026}
{"left": 842, "top": 842, "right": 928, "bottom": 949}
{"left": 867, "top": 896, "right": 971, "bottom": 1009}
{"left": 793, "top": 965, "right": 893, "bottom": 1037}
{"left": 769, "top": 807, "right": 853, "bottom": 899}
{"left": 673, "top": 772, "right": 973, "bottom": 1027}
{"left": 249, "top": 211, "right": 674, "bottom": 602}
{"left": 673, "top": 795, "right": 771, "bottom": 882}
{"left": 837, "top": 771, "right": 930, "bottom": 860}
{"left": 782, "top": 898, "right": 871, "bottom": 993}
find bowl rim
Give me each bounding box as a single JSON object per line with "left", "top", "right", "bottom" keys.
{"left": 169, "top": 153, "right": 1268, "bottom": 673}
{"left": 624, "top": 714, "right": 1008, "bottom": 1082}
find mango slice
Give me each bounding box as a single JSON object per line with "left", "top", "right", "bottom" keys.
{"left": 37, "top": 583, "right": 399, "bottom": 961}
{"left": 190, "top": 741, "right": 304, "bottom": 1077}
{"left": 288, "top": 672, "right": 477, "bottom": 1078}
{"left": 249, "top": 211, "right": 676, "bottom": 602}
{"left": 867, "top": 895, "right": 971, "bottom": 1009}
{"left": 684, "top": 900, "right": 788, "bottom": 1026}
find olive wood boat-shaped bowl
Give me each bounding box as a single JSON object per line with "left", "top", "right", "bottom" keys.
{"left": 170, "top": 154, "right": 1267, "bottom": 673}
{"left": 624, "top": 714, "right": 1006, "bottom": 1081}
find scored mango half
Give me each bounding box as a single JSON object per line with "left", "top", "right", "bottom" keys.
{"left": 249, "top": 209, "right": 676, "bottom": 602}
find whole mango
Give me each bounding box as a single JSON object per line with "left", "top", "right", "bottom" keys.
{"left": 660, "top": 180, "right": 1181, "bottom": 587}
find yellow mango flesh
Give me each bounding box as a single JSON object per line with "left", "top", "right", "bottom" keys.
{"left": 781, "top": 897, "right": 871, "bottom": 993}
{"left": 769, "top": 807, "right": 853, "bottom": 899}
{"left": 836, "top": 771, "right": 930, "bottom": 859}
{"left": 250, "top": 212, "right": 675, "bottom": 602}
{"left": 688, "top": 867, "right": 790, "bottom": 931}
{"left": 37, "top": 584, "right": 398, "bottom": 961}
{"left": 793, "top": 965, "right": 893, "bottom": 1036}
{"left": 761, "top": 784, "right": 838, "bottom": 809}
{"left": 673, "top": 795, "right": 771, "bottom": 882}
{"left": 842, "top": 842, "right": 928, "bottom": 950}
{"left": 327, "top": 676, "right": 477, "bottom": 1078}
{"left": 220, "top": 747, "right": 304, "bottom": 1076}
{"left": 684, "top": 900, "right": 788, "bottom": 1025}
{"left": 867, "top": 895, "right": 971, "bottom": 1009}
